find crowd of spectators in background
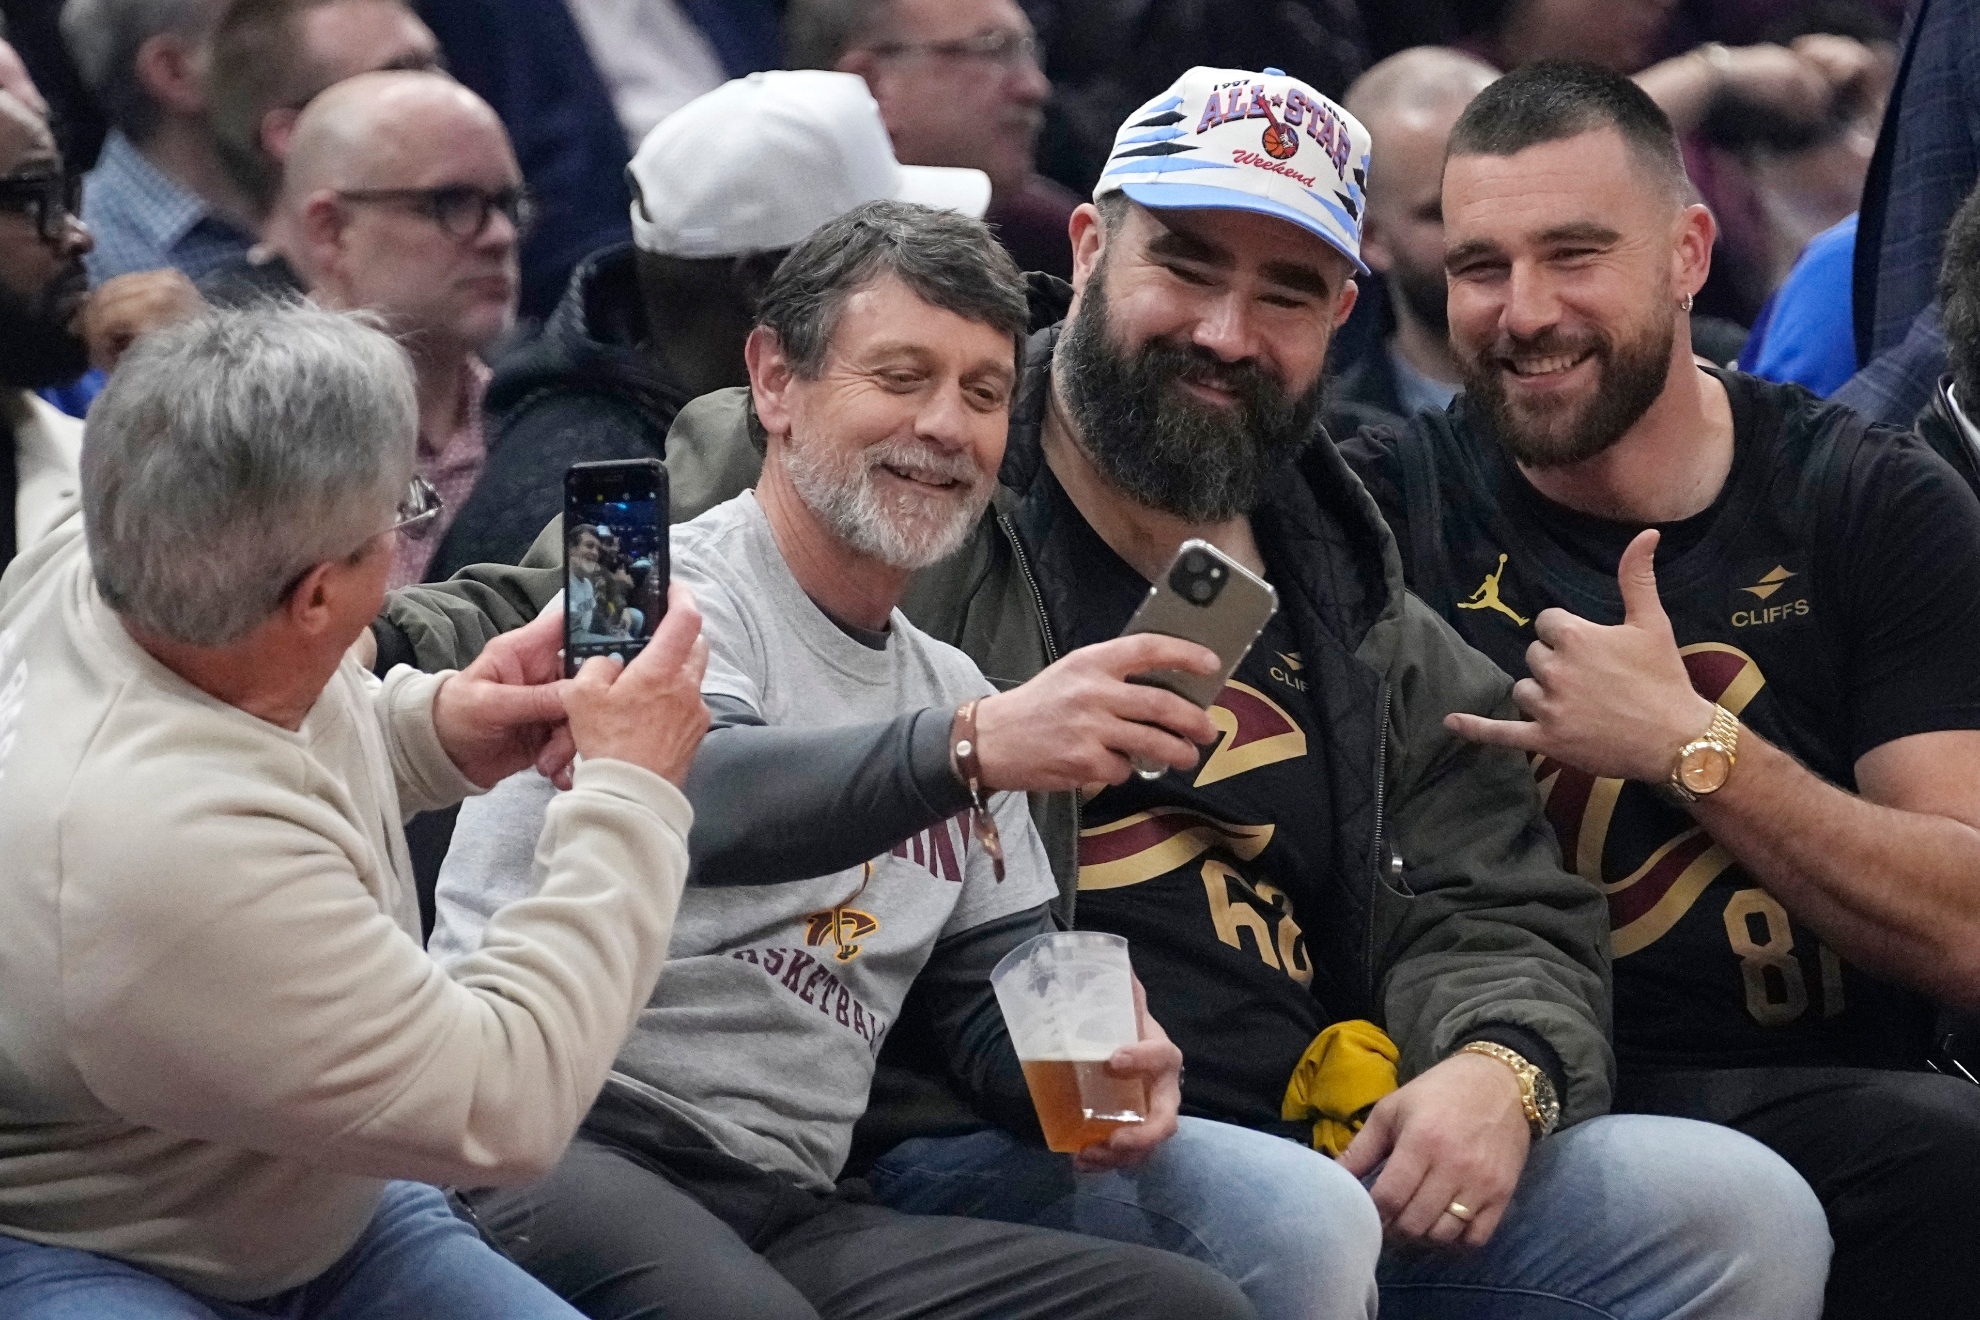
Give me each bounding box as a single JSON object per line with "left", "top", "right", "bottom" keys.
{"left": 6, "top": 0, "right": 1980, "bottom": 1318}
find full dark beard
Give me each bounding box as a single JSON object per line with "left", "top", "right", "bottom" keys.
{"left": 0, "top": 259, "right": 89, "bottom": 388}
{"left": 1055, "top": 274, "right": 1324, "bottom": 523}
{"left": 1461, "top": 307, "right": 1675, "bottom": 470}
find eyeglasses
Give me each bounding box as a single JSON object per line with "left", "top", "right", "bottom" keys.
{"left": 865, "top": 29, "right": 1043, "bottom": 68}
{"left": 0, "top": 171, "right": 82, "bottom": 242}
{"left": 335, "top": 184, "right": 537, "bottom": 242}
{"left": 392, "top": 474, "right": 444, "bottom": 538}
{"left": 277, "top": 476, "right": 446, "bottom": 602}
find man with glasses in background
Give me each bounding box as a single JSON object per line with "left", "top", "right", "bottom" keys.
{"left": 259, "top": 69, "right": 522, "bottom": 588}
{"left": 0, "top": 84, "right": 95, "bottom": 574}
{"left": 785, "top": 0, "right": 1077, "bottom": 279}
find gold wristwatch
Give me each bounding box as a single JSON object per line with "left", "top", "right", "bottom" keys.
{"left": 1458, "top": 1040, "right": 1561, "bottom": 1139}
{"left": 1665, "top": 704, "right": 1740, "bottom": 803}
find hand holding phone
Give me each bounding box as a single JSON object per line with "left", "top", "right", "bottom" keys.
{"left": 1118, "top": 540, "right": 1278, "bottom": 778}
{"left": 565, "top": 459, "right": 669, "bottom": 679}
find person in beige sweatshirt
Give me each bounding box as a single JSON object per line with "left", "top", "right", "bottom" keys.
{"left": 0, "top": 303, "right": 710, "bottom": 1318}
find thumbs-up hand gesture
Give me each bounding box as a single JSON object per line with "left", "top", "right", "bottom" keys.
{"left": 1444, "top": 530, "right": 1717, "bottom": 782}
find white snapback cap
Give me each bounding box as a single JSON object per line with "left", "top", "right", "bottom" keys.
{"left": 1096, "top": 66, "right": 1372, "bottom": 273}
{"left": 628, "top": 69, "right": 993, "bottom": 258}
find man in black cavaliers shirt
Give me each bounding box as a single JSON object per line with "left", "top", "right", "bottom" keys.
{"left": 1342, "top": 62, "right": 1980, "bottom": 1320}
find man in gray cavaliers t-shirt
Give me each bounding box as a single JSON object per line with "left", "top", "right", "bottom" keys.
{"left": 432, "top": 202, "right": 1243, "bottom": 1320}
{"left": 436, "top": 489, "right": 1056, "bottom": 1187}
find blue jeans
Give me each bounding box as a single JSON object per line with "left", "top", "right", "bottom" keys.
{"left": 868, "top": 1113, "right": 1832, "bottom": 1320}
{"left": 0, "top": 1181, "right": 580, "bottom": 1320}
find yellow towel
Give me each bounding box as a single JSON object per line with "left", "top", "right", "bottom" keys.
{"left": 1280, "top": 1019, "right": 1400, "bottom": 1156}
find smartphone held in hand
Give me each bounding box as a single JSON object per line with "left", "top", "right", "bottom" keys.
{"left": 1120, "top": 539, "right": 1278, "bottom": 777}
{"left": 564, "top": 460, "right": 669, "bottom": 679}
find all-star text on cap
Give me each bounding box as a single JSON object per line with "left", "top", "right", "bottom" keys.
{"left": 1096, "top": 66, "right": 1372, "bottom": 273}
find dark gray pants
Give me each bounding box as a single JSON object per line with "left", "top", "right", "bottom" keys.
{"left": 1618, "top": 1064, "right": 1980, "bottom": 1320}
{"left": 464, "top": 1134, "right": 1254, "bottom": 1320}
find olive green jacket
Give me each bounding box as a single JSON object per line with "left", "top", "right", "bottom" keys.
{"left": 379, "top": 337, "right": 1615, "bottom": 1127}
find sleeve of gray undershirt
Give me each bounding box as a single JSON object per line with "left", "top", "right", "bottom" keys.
{"left": 683, "top": 695, "right": 974, "bottom": 885}
{"left": 915, "top": 902, "right": 1057, "bottom": 1144}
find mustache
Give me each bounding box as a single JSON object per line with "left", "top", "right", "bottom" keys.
{"left": 44, "top": 260, "right": 87, "bottom": 311}
{"left": 1141, "top": 339, "right": 1290, "bottom": 409}
{"left": 1480, "top": 326, "right": 1608, "bottom": 365}
{"left": 862, "top": 437, "right": 983, "bottom": 490}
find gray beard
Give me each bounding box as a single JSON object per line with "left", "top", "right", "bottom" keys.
{"left": 779, "top": 432, "right": 991, "bottom": 571}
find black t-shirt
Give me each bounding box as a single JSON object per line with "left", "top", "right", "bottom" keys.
{"left": 1346, "top": 370, "right": 1980, "bottom": 1071}
{"left": 1033, "top": 473, "right": 1333, "bottom": 1135}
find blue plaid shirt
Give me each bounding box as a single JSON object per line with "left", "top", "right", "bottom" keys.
{"left": 80, "top": 130, "right": 255, "bottom": 286}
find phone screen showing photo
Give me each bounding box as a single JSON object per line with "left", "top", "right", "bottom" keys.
{"left": 564, "top": 461, "right": 667, "bottom": 676}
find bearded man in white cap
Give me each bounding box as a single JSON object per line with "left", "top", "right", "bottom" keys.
{"left": 425, "top": 68, "right": 991, "bottom": 580}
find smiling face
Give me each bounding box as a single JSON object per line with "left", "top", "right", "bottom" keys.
{"left": 568, "top": 528, "right": 602, "bottom": 577}
{"left": 1442, "top": 127, "right": 1710, "bottom": 468}
{"left": 1054, "top": 198, "right": 1356, "bottom": 521}
{"left": 752, "top": 272, "right": 1016, "bottom": 570}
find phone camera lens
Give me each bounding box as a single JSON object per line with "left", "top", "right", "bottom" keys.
{"left": 1182, "top": 550, "right": 1209, "bottom": 575}
{"left": 1187, "top": 578, "right": 1214, "bottom": 603}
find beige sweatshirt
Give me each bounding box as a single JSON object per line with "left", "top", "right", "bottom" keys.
{"left": 8, "top": 390, "right": 81, "bottom": 556}
{"left": 0, "top": 524, "right": 692, "bottom": 1301}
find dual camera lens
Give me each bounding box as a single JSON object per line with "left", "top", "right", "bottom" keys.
{"left": 1171, "top": 549, "right": 1227, "bottom": 606}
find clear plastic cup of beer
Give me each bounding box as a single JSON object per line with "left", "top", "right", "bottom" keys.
{"left": 990, "top": 931, "right": 1148, "bottom": 1153}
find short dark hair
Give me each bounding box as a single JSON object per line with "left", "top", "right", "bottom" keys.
{"left": 1939, "top": 182, "right": 1980, "bottom": 402}
{"left": 61, "top": 0, "right": 215, "bottom": 143}
{"left": 208, "top": 0, "right": 422, "bottom": 215}
{"left": 1446, "top": 61, "right": 1687, "bottom": 199}
{"left": 783, "top": 0, "right": 893, "bottom": 70}
{"left": 755, "top": 199, "right": 1030, "bottom": 379}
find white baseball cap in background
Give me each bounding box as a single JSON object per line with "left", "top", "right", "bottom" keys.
{"left": 1096, "top": 66, "right": 1372, "bottom": 273}
{"left": 628, "top": 69, "right": 993, "bottom": 258}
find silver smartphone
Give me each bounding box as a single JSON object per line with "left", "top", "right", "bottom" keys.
{"left": 1120, "top": 539, "right": 1279, "bottom": 778}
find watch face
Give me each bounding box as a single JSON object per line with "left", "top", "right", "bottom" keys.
{"left": 1679, "top": 746, "right": 1732, "bottom": 795}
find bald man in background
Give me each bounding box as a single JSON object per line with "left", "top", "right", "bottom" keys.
{"left": 1330, "top": 49, "right": 1498, "bottom": 432}
{"left": 268, "top": 70, "right": 522, "bottom": 588}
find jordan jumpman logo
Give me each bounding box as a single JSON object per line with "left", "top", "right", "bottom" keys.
{"left": 1458, "top": 553, "right": 1529, "bottom": 626}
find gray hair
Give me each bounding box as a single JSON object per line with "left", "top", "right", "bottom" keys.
{"left": 755, "top": 199, "right": 1029, "bottom": 380}
{"left": 82, "top": 303, "right": 417, "bottom": 646}
{"left": 783, "top": 0, "right": 893, "bottom": 69}
{"left": 62, "top": 0, "right": 216, "bottom": 142}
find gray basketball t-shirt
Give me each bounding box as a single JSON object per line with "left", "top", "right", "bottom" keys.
{"left": 434, "top": 491, "right": 1053, "bottom": 1189}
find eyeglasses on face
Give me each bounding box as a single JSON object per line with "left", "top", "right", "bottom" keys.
{"left": 335, "top": 184, "right": 537, "bottom": 242}
{"left": 392, "top": 474, "right": 444, "bottom": 537}
{"left": 0, "top": 171, "right": 82, "bottom": 242}
{"left": 865, "top": 28, "right": 1044, "bottom": 68}
{"left": 277, "top": 476, "right": 445, "bottom": 602}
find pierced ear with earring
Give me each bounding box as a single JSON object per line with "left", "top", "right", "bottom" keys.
{"left": 1680, "top": 291, "right": 1694, "bottom": 312}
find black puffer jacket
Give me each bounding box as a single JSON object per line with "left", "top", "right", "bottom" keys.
{"left": 426, "top": 243, "right": 699, "bottom": 580}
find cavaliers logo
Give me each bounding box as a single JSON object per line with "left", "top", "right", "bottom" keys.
{"left": 1079, "top": 808, "right": 1274, "bottom": 891}
{"left": 1197, "top": 681, "right": 1306, "bottom": 786}
{"left": 804, "top": 907, "right": 879, "bottom": 962}
{"left": 804, "top": 861, "right": 879, "bottom": 962}
{"left": 1536, "top": 643, "right": 1765, "bottom": 956}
